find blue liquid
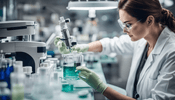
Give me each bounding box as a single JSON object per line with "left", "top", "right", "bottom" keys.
{"left": 63, "top": 66, "right": 79, "bottom": 80}
{"left": 63, "top": 63, "right": 80, "bottom": 80}
{"left": 62, "top": 84, "right": 73, "bottom": 92}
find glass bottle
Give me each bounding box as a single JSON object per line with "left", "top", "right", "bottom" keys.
{"left": 0, "top": 59, "right": 6, "bottom": 82}
{"left": 5, "top": 58, "right": 12, "bottom": 89}
{"left": 32, "top": 67, "right": 53, "bottom": 100}
{"left": 0, "top": 82, "right": 11, "bottom": 100}
{"left": 10, "top": 63, "right": 25, "bottom": 100}
{"left": 23, "top": 66, "right": 33, "bottom": 100}
{"left": 50, "top": 72, "right": 62, "bottom": 100}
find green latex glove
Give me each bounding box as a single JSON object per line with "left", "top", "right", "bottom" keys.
{"left": 76, "top": 66, "right": 108, "bottom": 94}
{"left": 54, "top": 36, "right": 61, "bottom": 46}
{"left": 54, "top": 36, "right": 70, "bottom": 54}
{"left": 72, "top": 44, "right": 89, "bottom": 53}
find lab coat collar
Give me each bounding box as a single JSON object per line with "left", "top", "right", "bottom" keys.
{"left": 150, "top": 27, "right": 170, "bottom": 55}
{"left": 138, "top": 27, "right": 170, "bottom": 54}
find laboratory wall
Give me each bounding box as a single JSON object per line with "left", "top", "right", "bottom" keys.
{"left": 0, "top": 0, "right": 175, "bottom": 100}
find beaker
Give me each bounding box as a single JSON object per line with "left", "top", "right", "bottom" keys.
{"left": 62, "top": 53, "right": 77, "bottom": 80}
{"left": 62, "top": 52, "right": 83, "bottom": 80}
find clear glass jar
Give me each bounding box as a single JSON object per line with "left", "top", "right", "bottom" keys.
{"left": 62, "top": 52, "right": 83, "bottom": 80}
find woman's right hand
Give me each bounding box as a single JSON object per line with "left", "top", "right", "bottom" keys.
{"left": 54, "top": 36, "right": 70, "bottom": 54}
{"left": 54, "top": 36, "right": 89, "bottom": 54}
{"left": 72, "top": 44, "right": 89, "bottom": 53}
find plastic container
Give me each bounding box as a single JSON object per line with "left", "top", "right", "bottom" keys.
{"left": 31, "top": 67, "right": 53, "bottom": 100}
{"left": 0, "top": 82, "right": 11, "bottom": 100}
{"left": 10, "top": 63, "right": 25, "bottom": 100}
{"left": 50, "top": 72, "right": 62, "bottom": 99}
{"left": 61, "top": 80, "right": 74, "bottom": 92}
{"left": 23, "top": 66, "right": 33, "bottom": 99}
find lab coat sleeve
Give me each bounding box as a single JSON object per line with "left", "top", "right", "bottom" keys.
{"left": 99, "top": 35, "right": 135, "bottom": 55}
{"left": 144, "top": 52, "right": 175, "bottom": 100}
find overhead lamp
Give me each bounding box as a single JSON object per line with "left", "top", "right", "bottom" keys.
{"left": 67, "top": 0, "right": 118, "bottom": 10}
{"left": 159, "top": 0, "right": 174, "bottom": 7}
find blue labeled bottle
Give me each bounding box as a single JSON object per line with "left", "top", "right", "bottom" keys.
{"left": 0, "top": 60, "right": 6, "bottom": 82}
{"left": 5, "top": 58, "right": 12, "bottom": 89}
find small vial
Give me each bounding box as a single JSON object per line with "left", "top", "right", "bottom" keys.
{"left": 5, "top": 58, "right": 12, "bottom": 89}
{"left": 48, "top": 58, "right": 58, "bottom": 71}
{"left": 61, "top": 80, "right": 73, "bottom": 92}
{"left": 0, "top": 59, "right": 6, "bottom": 82}
{"left": 15, "top": 61, "right": 23, "bottom": 72}
{"left": 50, "top": 72, "right": 62, "bottom": 99}
{"left": 23, "top": 66, "right": 33, "bottom": 99}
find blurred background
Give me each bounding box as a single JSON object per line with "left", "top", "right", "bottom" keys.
{"left": 0, "top": 0, "right": 174, "bottom": 99}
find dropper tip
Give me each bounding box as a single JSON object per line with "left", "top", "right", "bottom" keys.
{"left": 69, "top": 49, "right": 72, "bottom": 53}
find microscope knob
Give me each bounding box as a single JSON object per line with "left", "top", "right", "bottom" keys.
{"left": 71, "top": 42, "right": 77, "bottom": 47}
{"left": 65, "top": 18, "right": 70, "bottom": 23}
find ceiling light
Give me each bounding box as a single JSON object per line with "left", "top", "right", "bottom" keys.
{"left": 67, "top": 1, "right": 118, "bottom": 10}
{"left": 159, "top": 0, "right": 174, "bottom": 7}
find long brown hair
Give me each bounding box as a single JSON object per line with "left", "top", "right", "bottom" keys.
{"left": 118, "top": 0, "right": 175, "bottom": 33}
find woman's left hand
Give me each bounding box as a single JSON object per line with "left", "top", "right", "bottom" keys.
{"left": 76, "top": 66, "right": 108, "bottom": 93}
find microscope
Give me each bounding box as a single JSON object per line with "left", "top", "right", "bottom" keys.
{"left": 59, "top": 17, "right": 75, "bottom": 52}
{"left": 0, "top": 21, "right": 47, "bottom": 73}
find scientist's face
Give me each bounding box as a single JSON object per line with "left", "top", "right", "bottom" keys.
{"left": 119, "top": 9, "right": 148, "bottom": 41}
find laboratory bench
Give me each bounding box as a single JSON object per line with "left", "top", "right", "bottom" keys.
{"left": 57, "top": 61, "right": 126, "bottom": 100}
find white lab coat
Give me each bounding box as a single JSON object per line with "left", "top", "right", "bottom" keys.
{"left": 100, "top": 27, "right": 175, "bottom": 100}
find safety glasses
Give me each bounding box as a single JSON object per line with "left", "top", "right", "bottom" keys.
{"left": 118, "top": 19, "right": 141, "bottom": 31}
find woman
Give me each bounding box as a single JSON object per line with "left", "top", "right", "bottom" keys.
{"left": 54, "top": 0, "right": 175, "bottom": 99}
